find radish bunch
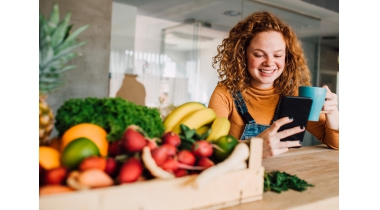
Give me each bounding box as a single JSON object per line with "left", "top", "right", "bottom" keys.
{"left": 107, "top": 125, "right": 218, "bottom": 183}
{"left": 148, "top": 132, "right": 216, "bottom": 177}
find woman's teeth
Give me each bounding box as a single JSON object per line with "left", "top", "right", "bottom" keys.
{"left": 259, "top": 69, "right": 275, "bottom": 73}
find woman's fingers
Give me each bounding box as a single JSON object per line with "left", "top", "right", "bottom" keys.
{"left": 276, "top": 125, "right": 305, "bottom": 140}
{"left": 271, "top": 116, "right": 294, "bottom": 131}
{"left": 280, "top": 140, "right": 302, "bottom": 148}
{"left": 261, "top": 117, "right": 304, "bottom": 158}
{"left": 321, "top": 85, "right": 338, "bottom": 114}
{"left": 263, "top": 148, "right": 288, "bottom": 158}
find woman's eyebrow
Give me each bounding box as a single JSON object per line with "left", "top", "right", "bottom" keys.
{"left": 252, "top": 49, "right": 285, "bottom": 53}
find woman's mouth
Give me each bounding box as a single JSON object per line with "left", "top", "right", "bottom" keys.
{"left": 259, "top": 69, "right": 276, "bottom": 75}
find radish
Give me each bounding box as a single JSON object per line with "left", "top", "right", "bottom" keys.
{"left": 105, "top": 157, "right": 119, "bottom": 178}
{"left": 151, "top": 147, "right": 168, "bottom": 166}
{"left": 177, "top": 150, "right": 196, "bottom": 166}
{"left": 191, "top": 140, "right": 213, "bottom": 157}
{"left": 121, "top": 125, "right": 147, "bottom": 153}
{"left": 161, "top": 158, "right": 179, "bottom": 173}
{"left": 141, "top": 146, "right": 175, "bottom": 179}
{"left": 162, "top": 132, "right": 181, "bottom": 147}
{"left": 192, "top": 142, "right": 250, "bottom": 189}
{"left": 108, "top": 140, "right": 123, "bottom": 157}
{"left": 174, "top": 169, "right": 188, "bottom": 177}
{"left": 146, "top": 138, "right": 158, "bottom": 150}
{"left": 196, "top": 157, "right": 215, "bottom": 169}
{"left": 160, "top": 143, "right": 177, "bottom": 156}
{"left": 118, "top": 157, "right": 143, "bottom": 183}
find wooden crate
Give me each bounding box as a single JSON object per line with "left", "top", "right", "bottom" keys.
{"left": 39, "top": 137, "right": 264, "bottom": 210}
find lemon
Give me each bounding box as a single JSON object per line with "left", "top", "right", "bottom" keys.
{"left": 61, "top": 137, "right": 100, "bottom": 169}
{"left": 39, "top": 146, "right": 61, "bottom": 170}
{"left": 212, "top": 135, "right": 239, "bottom": 162}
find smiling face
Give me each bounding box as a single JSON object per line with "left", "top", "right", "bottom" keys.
{"left": 246, "top": 31, "right": 286, "bottom": 89}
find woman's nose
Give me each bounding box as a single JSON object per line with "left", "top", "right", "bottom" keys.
{"left": 263, "top": 57, "right": 275, "bottom": 66}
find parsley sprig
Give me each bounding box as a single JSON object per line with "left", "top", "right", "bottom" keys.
{"left": 264, "top": 170, "right": 314, "bottom": 193}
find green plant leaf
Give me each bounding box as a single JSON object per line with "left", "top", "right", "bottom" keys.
{"left": 263, "top": 170, "right": 314, "bottom": 193}
{"left": 200, "top": 128, "right": 212, "bottom": 139}
{"left": 48, "top": 4, "right": 60, "bottom": 28}
{"left": 50, "top": 12, "right": 71, "bottom": 47}
{"left": 180, "top": 124, "right": 190, "bottom": 133}
{"left": 54, "top": 24, "right": 89, "bottom": 53}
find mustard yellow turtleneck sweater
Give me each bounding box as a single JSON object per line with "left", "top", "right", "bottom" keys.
{"left": 208, "top": 84, "right": 339, "bottom": 149}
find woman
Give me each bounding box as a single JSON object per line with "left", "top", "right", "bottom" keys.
{"left": 208, "top": 11, "right": 339, "bottom": 158}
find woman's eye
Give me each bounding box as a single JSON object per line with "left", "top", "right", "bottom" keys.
{"left": 254, "top": 54, "right": 263, "bottom": 58}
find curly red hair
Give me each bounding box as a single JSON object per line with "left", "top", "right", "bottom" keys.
{"left": 212, "top": 11, "right": 311, "bottom": 96}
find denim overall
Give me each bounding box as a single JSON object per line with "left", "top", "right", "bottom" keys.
{"left": 232, "top": 91, "right": 281, "bottom": 140}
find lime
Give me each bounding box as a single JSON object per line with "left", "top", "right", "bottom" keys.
{"left": 61, "top": 137, "right": 100, "bottom": 169}
{"left": 212, "top": 135, "right": 239, "bottom": 162}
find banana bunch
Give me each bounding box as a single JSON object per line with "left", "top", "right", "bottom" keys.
{"left": 163, "top": 102, "right": 206, "bottom": 133}
{"left": 163, "top": 102, "right": 231, "bottom": 141}
{"left": 206, "top": 116, "right": 230, "bottom": 142}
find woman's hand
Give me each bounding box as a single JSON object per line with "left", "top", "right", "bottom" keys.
{"left": 321, "top": 85, "right": 339, "bottom": 130}
{"left": 257, "top": 117, "right": 303, "bottom": 158}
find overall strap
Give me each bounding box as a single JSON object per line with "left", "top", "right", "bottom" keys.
{"left": 271, "top": 93, "right": 285, "bottom": 124}
{"left": 232, "top": 91, "right": 256, "bottom": 124}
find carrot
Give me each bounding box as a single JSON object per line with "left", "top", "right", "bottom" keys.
{"left": 77, "top": 169, "right": 114, "bottom": 188}
{"left": 66, "top": 170, "right": 91, "bottom": 190}
{"left": 39, "top": 185, "right": 74, "bottom": 195}
{"left": 191, "top": 142, "right": 250, "bottom": 189}
{"left": 141, "top": 146, "right": 175, "bottom": 179}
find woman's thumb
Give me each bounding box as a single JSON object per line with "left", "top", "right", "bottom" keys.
{"left": 322, "top": 85, "right": 331, "bottom": 92}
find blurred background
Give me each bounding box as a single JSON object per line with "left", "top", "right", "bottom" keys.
{"left": 39, "top": 0, "right": 339, "bottom": 145}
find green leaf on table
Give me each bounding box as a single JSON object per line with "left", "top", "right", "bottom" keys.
{"left": 263, "top": 170, "right": 314, "bottom": 193}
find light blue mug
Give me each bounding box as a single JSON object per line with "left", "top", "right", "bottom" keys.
{"left": 298, "top": 86, "right": 327, "bottom": 121}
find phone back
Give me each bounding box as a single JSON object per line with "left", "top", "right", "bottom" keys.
{"left": 276, "top": 96, "right": 313, "bottom": 144}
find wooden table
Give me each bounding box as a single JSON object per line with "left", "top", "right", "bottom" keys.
{"left": 221, "top": 144, "right": 339, "bottom": 210}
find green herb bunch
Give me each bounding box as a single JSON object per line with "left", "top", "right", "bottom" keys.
{"left": 264, "top": 170, "right": 314, "bottom": 193}
{"left": 55, "top": 97, "right": 165, "bottom": 141}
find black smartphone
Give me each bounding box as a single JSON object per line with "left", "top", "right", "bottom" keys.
{"left": 274, "top": 96, "right": 313, "bottom": 147}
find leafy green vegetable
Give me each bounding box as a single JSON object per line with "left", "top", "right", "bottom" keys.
{"left": 264, "top": 170, "right": 314, "bottom": 193}
{"left": 55, "top": 97, "right": 165, "bottom": 142}
{"left": 178, "top": 124, "right": 210, "bottom": 151}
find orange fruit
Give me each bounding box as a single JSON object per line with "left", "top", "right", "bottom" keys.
{"left": 61, "top": 123, "right": 108, "bottom": 157}
{"left": 39, "top": 146, "right": 61, "bottom": 170}
{"left": 61, "top": 137, "right": 100, "bottom": 169}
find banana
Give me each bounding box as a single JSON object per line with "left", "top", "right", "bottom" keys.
{"left": 196, "top": 124, "right": 211, "bottom": 135}
{"left": 206, "top": 116, "right": 231, "bottom": 142}
{"left": 163, "top": 102, "right": 206, "bottom": 132}
{"left": 172, "top": 108, "right": 217, "bottom": 134}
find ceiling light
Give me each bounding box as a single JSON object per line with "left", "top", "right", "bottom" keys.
{"left": 224, "top": 10, "right": 241, "bottom": 17}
